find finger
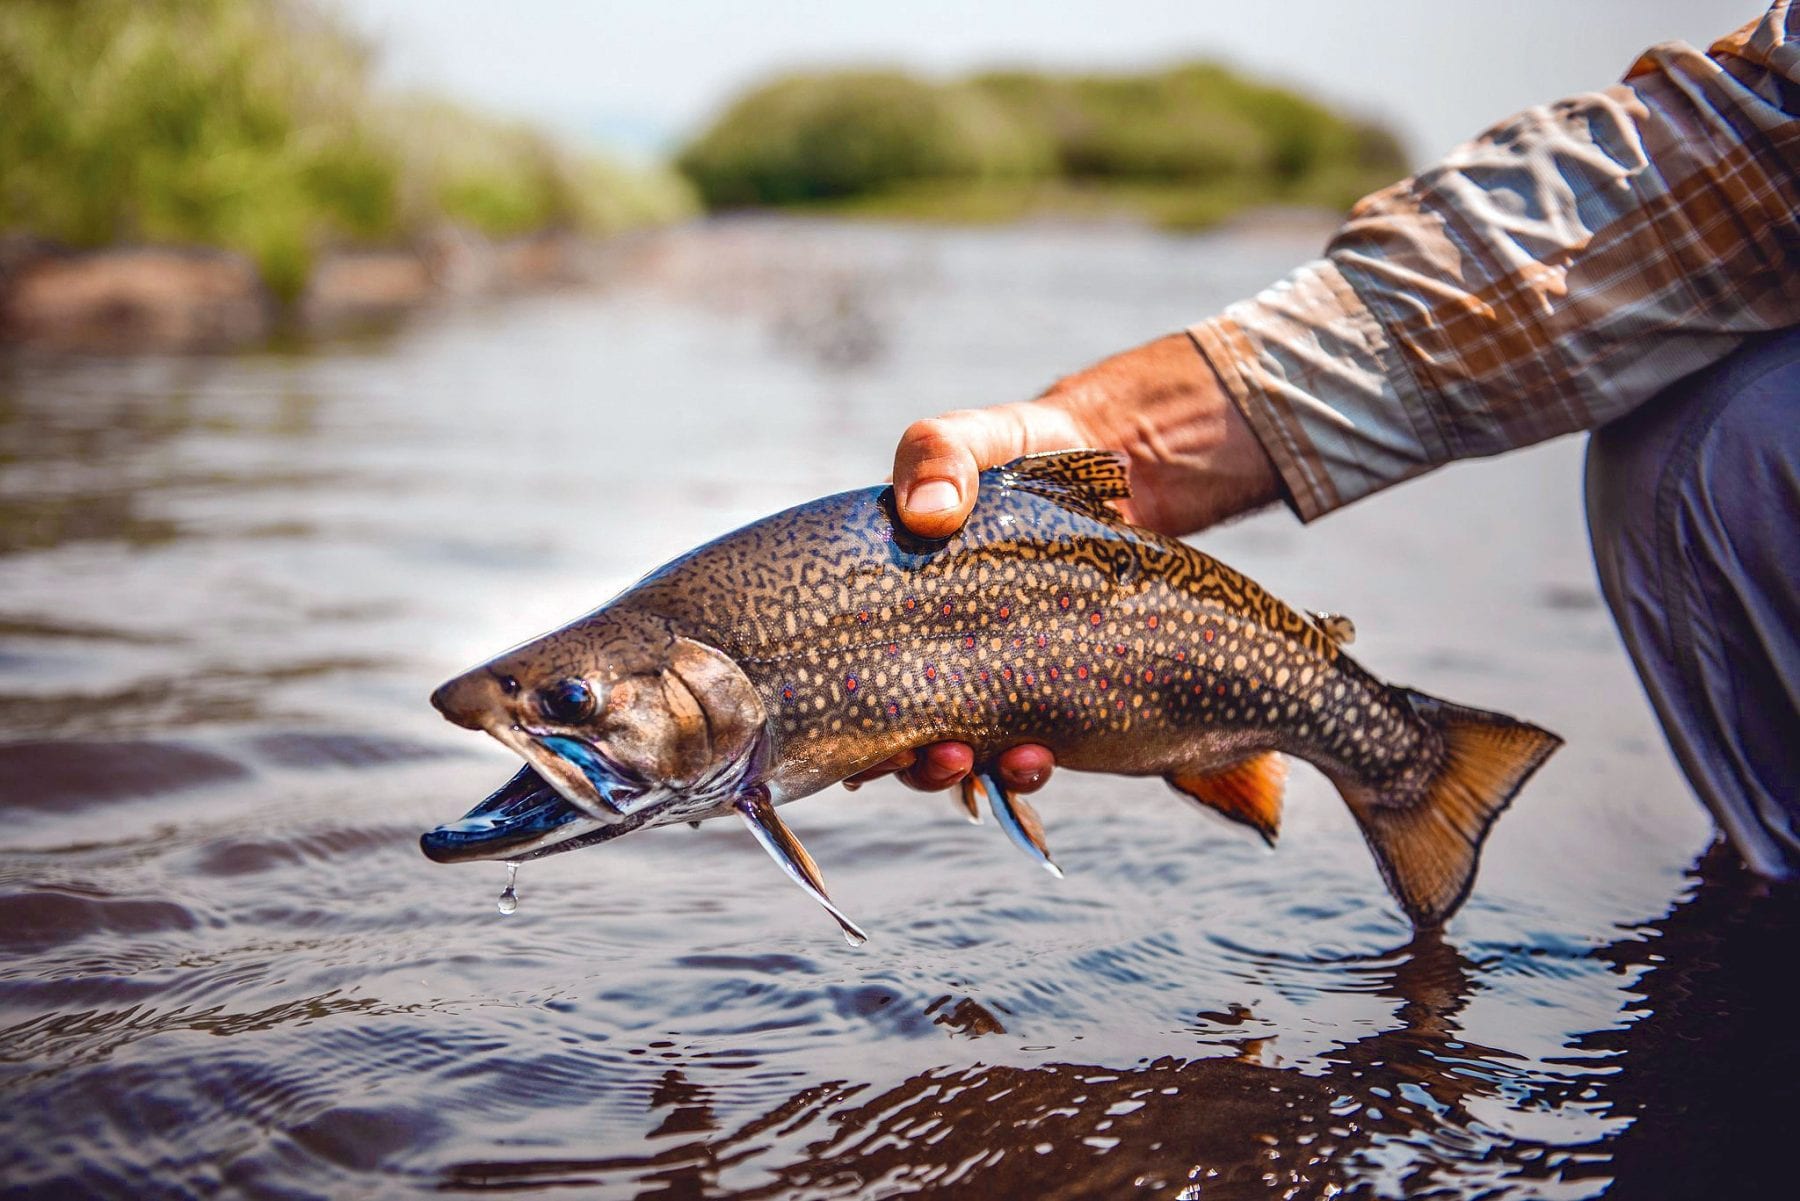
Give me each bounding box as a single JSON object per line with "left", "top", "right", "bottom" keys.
{"left": 892, "top": 403, "right": 1078, "bottom": 540}
{"left": 897, "top": 741, "right": 974, "bottom": 792}
{"left": 842, "top": 749, "right": 916, "bottom": 790}
{"left": 995, "top": 744, "right": 1055, "bottom": 793}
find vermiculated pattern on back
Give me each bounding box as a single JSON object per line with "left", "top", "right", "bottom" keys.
{"left": 428, "top": 450, "right": 1561, "bottom": 932}
{"left": 619, "top": 461, "right": 1423, "bottom": 800}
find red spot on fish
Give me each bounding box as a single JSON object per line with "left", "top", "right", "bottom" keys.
{"left": 942, "top": 602, "right": 953, "bottom": 616}
{"left": 782, "top": 686, "right": 794, "bottom": 701}
{"left": 1203, "top": 627, "right": 1215, "bottom": 643}
{"left": 998, "top": 604, "right": 1011, "bottom": 620}
{"left": 979, "top": 668, "right": 990, "bottom": 682}
{"left": 1013, "top": 636, "right": 1025, "bottom": 649}
{"left": 888, "top": 642, "right": 900, "bottom": 655}
{"left": 963, "top": 635, "right": 976, "bottom": 650}
{"left": 1003, "top": 667, "right": 1014, "bottom": 681}
{"left": 1076, "top": 665, "right": 1089, "bottom": 680}
{"left": 905, "top": 597, "right": 916, "bottom": 611}
{"left": 1036, "top": 633, "right": 1048, "bottom": 648}
{"left": 844, "top": 675, "right": 858, "bottom": 692}
{"left": 1116, "top": 699, "right": 1127, "bottom": 710}
{"left": 1025, "top": 672, "right": 1036, "bottom": 686}
{"left": 1098, "top": 678, "right": 1110, "bottom": 690}
{"left": 886, "top": 701, "right": 900, "bottom": 717}
{"left": 1216, "top": 684, "right": 1227, "bottom": 696}
{"left": 1143, "top": 670, "right": 1154, "bottom": 683}
{"left": 857, "top": 610, "right": 871, "bottom": 623}
{"left": 1115, "top": 643, "right": 1127, "bottom": 656}
{"left": 1089, "top": 612, "right": 1102, "bottom": 627}
{"left": 1147, "top": 614, "right": 1159, "bottom": 629}
{"left": 1193, "top": 684, "right": 1204, "bottom": 694}
{"left": 1175, "top": 649, "right": 1187, "bottom": 661}
{"left": 1060, "top": 595, "right": 1072, "bottom": 610}
{"left": 1048, "top": 666, "right": 1061, "bottom": 680}
{"left": 925, "top": 665, "right": 937, "bottom": 681}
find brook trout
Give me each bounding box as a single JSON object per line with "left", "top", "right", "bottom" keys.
{"left": 425, "top": 451, "right": 1560, "bottom": 941}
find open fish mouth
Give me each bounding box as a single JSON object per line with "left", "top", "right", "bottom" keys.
{"left": 475, "top": 723, "right": 657, "bottom": 825}
{"left": 420, "top": 765, "right": 604, "bottom": 863}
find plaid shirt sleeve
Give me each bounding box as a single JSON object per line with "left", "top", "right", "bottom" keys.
{"left": 1187, "top": 2, "right": 1800, "bottom": 521}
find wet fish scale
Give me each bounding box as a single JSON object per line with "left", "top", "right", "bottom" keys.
{"left": 628, "top": 480, "right": 1416, "bottom": 796}
{"left": 427, "top": 451, "right": 1560, "bottom": 936}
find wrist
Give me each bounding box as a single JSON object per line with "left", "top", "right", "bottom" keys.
{"left": 1037, "top": 332, "right": 1280, "bottom": 534}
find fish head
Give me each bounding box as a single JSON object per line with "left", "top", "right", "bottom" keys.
{"left": 425, "top": 613, "right": 765, "bottom": 860}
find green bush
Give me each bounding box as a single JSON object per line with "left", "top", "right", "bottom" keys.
{"left": 0, "top": 0, "right": 693, "bottom": 300}
{"left": 680, "top": 61, "right": 1410, "bottom": 226}
{"left": 678, "top": 70, "right": 1053, "bottom": 207}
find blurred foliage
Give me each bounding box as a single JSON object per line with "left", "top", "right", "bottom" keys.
{"left": 678, "top": 71, "right": 1054, "bottom": 207}
{"left": 0, "top": 0, "right": 694, "bottom": 299}
{"left": 680, "top": 63, "right": 1408, "bottom": 228}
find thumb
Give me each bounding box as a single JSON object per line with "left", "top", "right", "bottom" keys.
{"left": 892, "top": 404, "right": 1077, "bottom": 539}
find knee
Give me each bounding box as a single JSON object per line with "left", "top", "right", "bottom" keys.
{"left": 1585, "top": 329, "right": 1800, "bottom": 613}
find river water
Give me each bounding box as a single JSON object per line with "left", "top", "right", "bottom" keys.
{"left": 2, "top": 218, "right": 1794, "bottom": 1200}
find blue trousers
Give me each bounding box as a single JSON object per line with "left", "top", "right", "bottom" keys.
{"left": 1587, "top": 329, "right": 1800, "bottom": 878}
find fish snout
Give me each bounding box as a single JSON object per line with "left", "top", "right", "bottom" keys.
{"left": 430, "top": 669, "right": 514, "bottom": 730}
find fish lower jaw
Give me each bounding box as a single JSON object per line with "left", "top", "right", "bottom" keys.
{"left": 486, "top": 723, "right": 630, "bottom": 824}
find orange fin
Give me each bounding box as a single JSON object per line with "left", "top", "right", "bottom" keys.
{"left": 997, "top": 450, "right": 1131, "bottom": 521}
{"left": 1167, "top": 752, "right": 1287, "bottom": 847}
{"left": 955, "top": 777, "right": 983, "bottom": 824}
{"left": 1339, "top": 689, "right": 1561, "bottom": 928}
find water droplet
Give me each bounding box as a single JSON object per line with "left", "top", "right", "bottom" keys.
{"left": 497, "top": 861, "right": 520, "bottom": 915}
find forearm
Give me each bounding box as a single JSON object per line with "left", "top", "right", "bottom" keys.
{"left": 1194, "top": 4, "right": 1800, "bottom": 521}
{"left": 1033, "top": 333, "right": 1280, "bottom": 534}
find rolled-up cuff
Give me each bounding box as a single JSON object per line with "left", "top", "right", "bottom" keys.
{"left": 1187, "top": 259, "right": 1439, "bottom": 523}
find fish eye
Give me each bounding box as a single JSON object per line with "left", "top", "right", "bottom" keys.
{"left": 537, "top": 677, "right": 596, "bottom": 724}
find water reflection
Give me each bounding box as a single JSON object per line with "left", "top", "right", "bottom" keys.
{"left": 435, "top": 849, "right": 1795, "bottom": 1199}
{"left": 0, "top": 220, "right": 1757, "bottom": 1199}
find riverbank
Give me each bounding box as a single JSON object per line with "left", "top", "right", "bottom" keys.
{"left": 0, "top": 0, "right": 693, "bottom": 351}
{"left": 0, "top": 227, "right": 638, "bottom": 352}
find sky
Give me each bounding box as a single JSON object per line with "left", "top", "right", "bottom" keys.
{"left": 343, "top": 0, "right": 1766, "bottom": 165}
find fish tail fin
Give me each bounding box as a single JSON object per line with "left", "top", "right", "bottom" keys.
{"left": 1340, "top": 689, "right": 1562, "bottom": 928}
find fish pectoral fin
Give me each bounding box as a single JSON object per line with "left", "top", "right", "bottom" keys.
{"left": 1309, "top": 610, "right": 1357, "bottom": 646}
{"left": 1167, "top": 753, "right": 1288, "bottom": 847}
{"left": 734, "top": 789, "right": 869, "bottom": 947}
{"left": 996, "top": 450, "right": 1132, "bottom": 521}
{"left": 969, "top": 770, "right": 1062, "bottom": 878}
{"left": 955, "top": 777, "right": 984, "bottom": 824}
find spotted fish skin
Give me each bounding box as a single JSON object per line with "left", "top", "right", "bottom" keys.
{"left": 621, "top": 458, "right": 1415, "bottom": 801}
{"left": 428, "top": 451, "right": 1561, "bottom": 933}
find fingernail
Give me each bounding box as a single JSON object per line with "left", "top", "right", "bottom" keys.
{"left": 906, "top": 477, "right": 959, "bottom": 515}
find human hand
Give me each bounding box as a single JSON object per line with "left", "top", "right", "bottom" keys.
{"left": 856, "top": 331, "right": 1281, "bottom": 796}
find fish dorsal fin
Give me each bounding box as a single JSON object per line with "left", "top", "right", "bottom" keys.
{"left": 1167, "top": 752, "right": 1288, "bottom": 846}
{"left": 1309, "top": 611, "right": 1357, "bottom": 646}
{"left": 997, "top": 450, "right": 1131, "bottom": 520}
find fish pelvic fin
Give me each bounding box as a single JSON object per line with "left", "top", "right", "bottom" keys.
{"left": 1341, "top": 689, "right": 1562, "bottom": 929}
{"left": 1167, "top": 752, "right": 1288, "bottom": 847}
{"left": 996, "top": 450, "right": 1131, "bottom": 521}
{"left": 969, "top": 770, "right": 1063, "bottom": 878}
{"left": 735, "top": 788, "right": 869, "bottom": 946}
{"left": 955, "top": 777, "right": 984, "bottom": 824}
